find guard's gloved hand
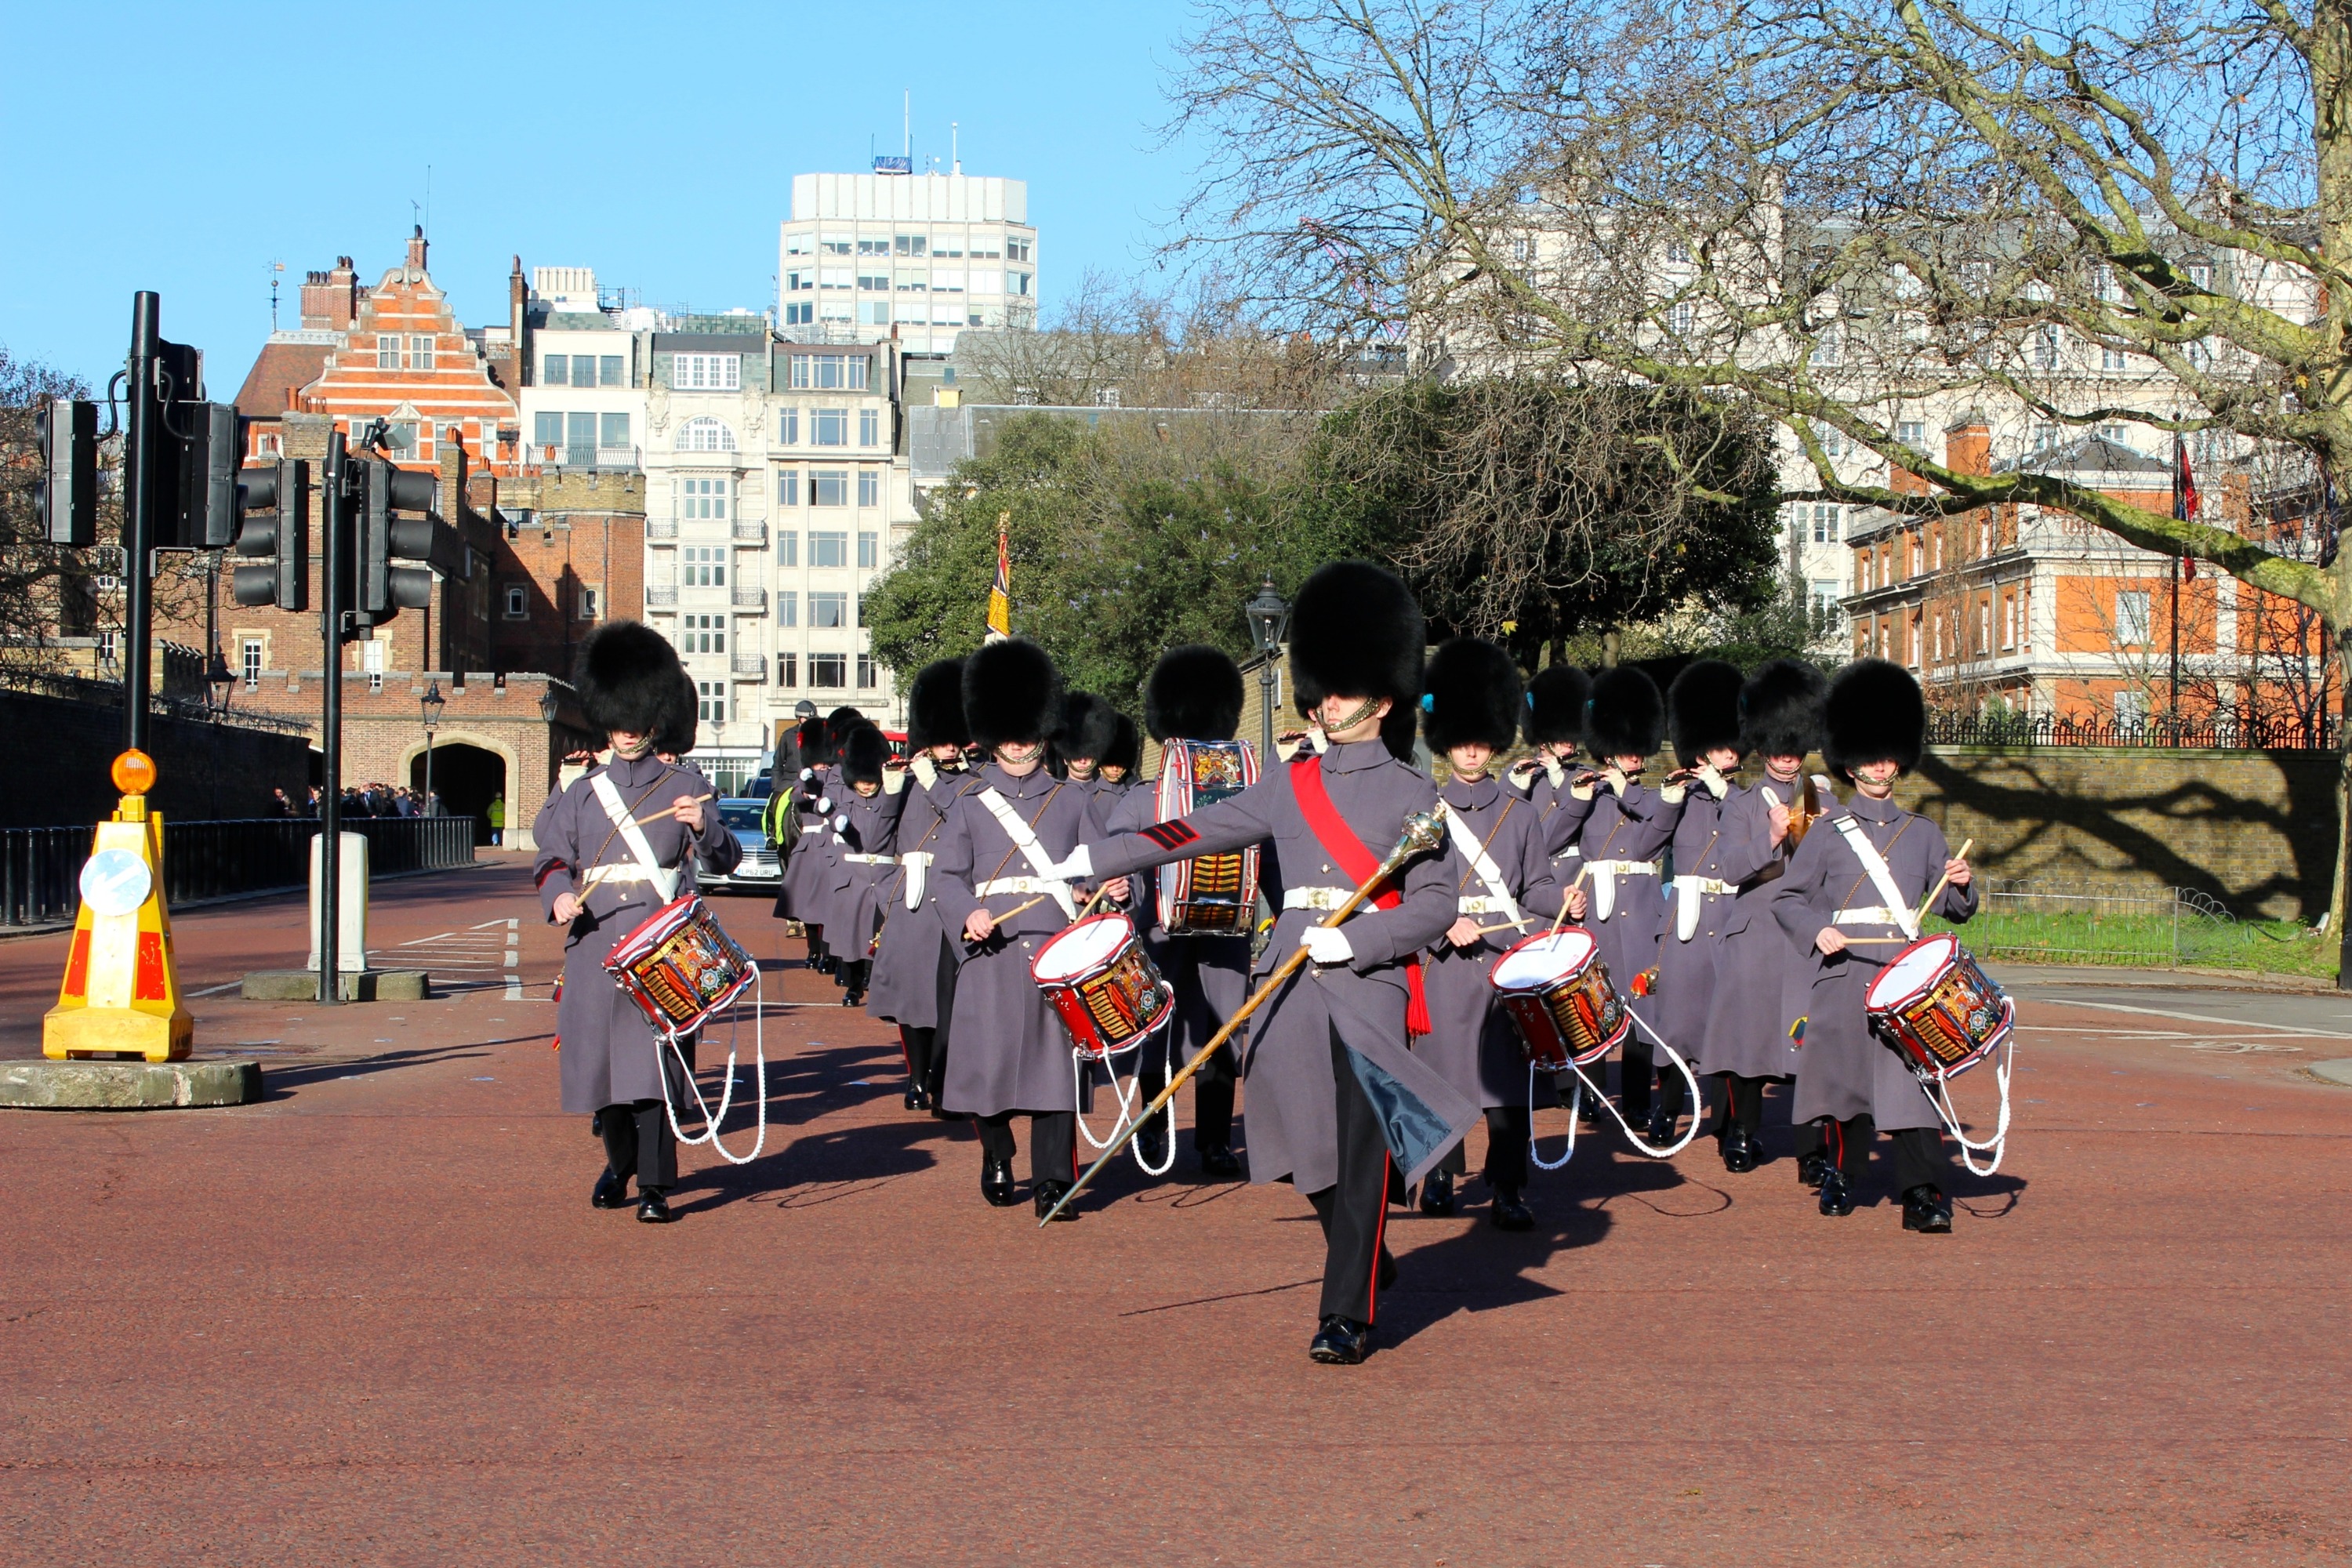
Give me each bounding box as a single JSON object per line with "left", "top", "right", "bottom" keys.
{"left": 1300, "top": 925, "right": 1354, "bottom": 965}
{"left": 1605, "top": 765, "right": 1629, "bottom": 797}
{"left": 1699, "top": 762, "right": 1729, "bottom": 800}
{"left": 883, "top": 768, "right": 907, "bottom": 796}
{"left": 1660, "top": 779, "right": 1689, "bottom": 806}
{"left": 910, "top": 755, "right": 938, "bottom": 789}
{"left": 816, "top": 795, "right": 833, "bottom": 813}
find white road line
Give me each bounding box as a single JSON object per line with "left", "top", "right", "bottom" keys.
{"left": 2035, "top": 998, "right": 2352, "bottom": 1040}
{"left": 187, "top": 980, "right": 245, "bottom": 997}
{"left": 505, "top": 976, "right": 524, "bottom": 1000}
{"left": 399, "top": 931, "right": 458, "bottom": 946}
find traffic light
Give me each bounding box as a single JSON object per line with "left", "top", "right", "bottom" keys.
{"left": 191, "top": 403, "right": 244, "bottom": 550}
{"left": 34, "top": 397, "right": 96, "bottom": 546}
{"left": 358, "top": 456, "right": 455, "bottom": 620}
{"left": 230, "top": 459, "right": 309, "bottom": 612}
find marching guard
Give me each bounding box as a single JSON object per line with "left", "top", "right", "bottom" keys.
{"left": 1699, "top": 659, "right": 1830, "bottom": 1175}
{"left": 775, "top": 713, "right": 840, "bottom": 972}
{"left": 929, "top": 640, "right": 1112, "bottom": 1219}
{"left": 867, "top": 659, "right": 976, "bottom": 1112}
{"left": 1098, "top": 712, "right": 1142, "bottom": 788}
{"left": 1416, "top": 637, "right": 1580, "bottom": 1229}
{"left": 532, "top": 622, "right": 742, "bottom": 1224}
{"left": 1054, "top": 691, "right": 1121, "bottom": 794}
{"left": 814, "top": 722, "right": 905, "bottom": 1007}
{"left": 1770, "top": 659, "right": 1975, "bottom": 1231}
{"left": 1576, "top": 666, "right": 1683, "bottom": 1140}
{"left": 1058, "top": 562, "right": 1478, "bottom": 1365}
{"left": 1648, "top": 659, "right": 1749, "bottom": 1138}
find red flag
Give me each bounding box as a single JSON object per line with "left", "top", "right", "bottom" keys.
{"left": 2174, "top": 436, "right": 2200, "bottom": 581}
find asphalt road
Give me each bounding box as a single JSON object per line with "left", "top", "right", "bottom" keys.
{"left": 1, "top": 865, "right": 2345, "bottom": 1566}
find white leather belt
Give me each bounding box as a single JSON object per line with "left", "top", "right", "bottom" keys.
{"left": 1457, "top": 895, "right": 1517, "bottom": 916}
{"left": 977, "top": 876, "right": 1065, "bottom": 898}
{"left": 1590, "top": 858, "right": 1659, "bottom": 877}
{"left": 583, "top": 864, "right": 660, "bottom": 887}
{"left": 1283, "top": 887, "right": 1351, "bottom": 912}
{"left": 843, "top": 853, "right": 896, "bottom": 865}
{"left": 1835, "top": 905, "right": 1902, "bottom": 926}
{"left": 1675, "top": 876, "right": 1736, "bottom": 897}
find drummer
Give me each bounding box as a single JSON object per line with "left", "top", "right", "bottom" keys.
{"left": 1769, "top": 658, "right": 1974, "bottom": 1232}
{"left": 866, "top": 659, "right": 978, "bottom": 1114}
{"left": 1417, "top": 637, "right": 1583, "bottom": 1230}
{"left": 1648, "top": 660, "right": 1749, "bottom": 1145}
{"left": 533, "top": 622, "right": 742, "bottom": 1225}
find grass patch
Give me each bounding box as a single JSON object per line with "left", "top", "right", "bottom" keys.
{"left": 1923, "top": 907, "right": 2338, "bottom": 980}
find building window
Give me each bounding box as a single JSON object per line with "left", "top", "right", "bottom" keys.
{"left": 1810, "top": 580, "right": 1839, "bottom": 622}
{"left": 2101, "top": 345, "right": 2129, "bottom": 372}
{"left": 857, "top": 653, "right": 878, "bottom": 689}
{"left": 895, "top": 234, "right": 927, "bottom": 256}
{"left": 363, "top": 637, "right": 386, "bottom": 692}
{"left": 1976, "top": 597, "right": 1991, "bottom": 654}
{"left": 810, "top": 591, "right": 848, "bottom": 629}
{"left": 778, "top": 408, "right": 799, "bottom": 445}
{"left": 777, "top": 528, "right": 799, "bottom": 565}
{"left": 2000, "top": 590, "right": 2017, "bottom": 650}
{"left": 377, "top": 335, "right": 401, "bottom": 369}
{"left": 681, "top": 614, "right": 727, "bottom": 654}
{"left": 776, "top": 472, "right": 800, "bottom": 508}
{"left": 600, "top": 412, "right": 630, "bottom": 452}
{"left": 858, "top": 301, "right": 892, "bottom": 326}
{"left": 857, "top": 471, "right": 880, "bottom": 508}
{"left": 578, "top": 586, "right": 601, "bottom": 620}
{"left": 697, "top": 681, "right": 726, "bottom": 721}
{"left": 776, "top": 591, "right": 798, "bottom": 626}
{"left": 408, "top": 336, "right": 435, "bottom": 372}
{"left": 783, "top": 302, "right": 814, "bottom": 325}
{"left": 600, "top": 354, "right": 623, "bottom": 387}
{"left": 2114, "top": 688, "right": 2147, "bottom": 725}
{"left": 776, "top": 652, "right": 798, "bottom": 688}
{"left": 676, "top": 416, "right": 737, "bottom": 453}
{"left": 858, "top": 269, "right": 891, "bottom": 292}
{"left": 671, "top": 354, "right": 741, "bottom": 390}
{"left": 565, "top": 412, "right": 597, "bottom": 465}
{"left": 532, "top": 411, "right": 562, "bottom": 451}
{"left": 503, "top": 584, "right": 528, "bottom": 619}
{"left": 811, "top": 471, "right": 848, "bottom": 507}
{"left": 1810, "top": 504, "right": 1840, "bottom": 543}
{"left": 681, "top": 477, "right": 729, "bottom": 521}
{"left": 811, "top": 652, "right": 847, "bottom": 688}
{"left": 813, "top": 408, "right": 848, "bottom": 446}
{"left": 544, "top": 353, "right": 569, "bottom": 385}
{"left": 860, "top": 408, "right": 880, "bottom": 447}
{"left": 2116, "top": 589, "right": 2152, "bottom": 645}
{"left": 789, "top": 354, "right": 869, "bottom": 390}
{"left": 856, "top": 594, "right": 869, "bottom": 627}
{"left": 241, "top": 638, "right": 263, "bottom": 690}
{"left": 810, "top": 530, "right": 848, "bottom": 568}
{"left": 682, "top": 546, "right": 727, "bottom": 587}
{"left": 858, "top": 531, "right": 878, "bottom": 568}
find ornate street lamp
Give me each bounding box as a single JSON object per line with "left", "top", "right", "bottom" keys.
{"left": 1244, "top": 578, "right": 1290, "bottom": 760}
{"left": 205, "top": 648, "right": 235, "bottom": 717}
{"left": 420, "top": 680, "right": 445, "bottom": 815}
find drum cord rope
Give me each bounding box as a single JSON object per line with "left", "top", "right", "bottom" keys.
{"left": 1072, "top": 1004, "right": 1178, "bottom": 1177}
{"left": 1523, "top": 1004, "right": 1703, "bottom": 1165}
{"left": 1915, "top": 1000, "right": 2014, "bottom": 1177}
{"left": 652, "top": 971, "right": 769, "bottom": 1167}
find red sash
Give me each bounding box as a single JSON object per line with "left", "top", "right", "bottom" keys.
{"left": 1290, "top": 754, "right": 1432, "bottom": 1037}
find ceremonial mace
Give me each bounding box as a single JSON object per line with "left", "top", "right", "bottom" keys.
{"left": 1038, "top": 809, "right": 1449, "bottom": 1226}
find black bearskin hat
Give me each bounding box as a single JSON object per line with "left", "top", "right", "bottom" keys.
{"left": 1739, "top": 659, "right": 1828, "bottom": 761}
{"left": 1104, "top": 713, "right": 1142, "bottom": 776}
{"left": 1824, "top": 657, "right": 1926, "bottom": 778}
{"left": 575, "top": 621, "right": 692, "bottom": 739}
{"left": 1288, "top": 561, "right": 1425, "bottom": 761}
{"left": 964, "top": 638, "right": 1064, "bottom": 752}
{"left": 839, "top": 721, "right": 887, "bottom": 788}
{"left": 1524, "top": 664, "right": 1591, "bottom": 747}
{"left": 1668, "top": 659, "right": 1746, "bottom": 766}
{"left": 906, "top": 659, "right": 969, "bottom": 750}
{"left": 1145, "top": 644, "right": 1245, "bottom": 742}
{"left": 789, "top": 714, "right": 827, "bottom": 770}
{"left": 1421, "top": 637, "right": 1523, "bottom": 753}
{"left": 1584, "top": 666, "right": 1665, "bottom": 763}
{"left": 656, "top": 670, "right": 699, "bottom": 757}
{"left": 1058, "top": 691, "right": 1120, "bottom": 764}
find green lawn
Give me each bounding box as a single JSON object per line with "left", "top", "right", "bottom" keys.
{"left": 1923, "top": 906, "right": 2338, "bottom": 980}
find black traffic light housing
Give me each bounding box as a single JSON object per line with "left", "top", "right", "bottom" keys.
{"left": 230, "top": 459, "right": 309, "bottom": 612}
{"left": 191, "top": 402, "right": 244, "bottom": 549}
{"left": 34, "top": 397, "right": 97, "bottom": 546}
{"left": 358, "top": 456, "right": 462, "bottom": 622}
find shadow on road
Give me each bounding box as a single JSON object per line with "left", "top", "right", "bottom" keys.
{"left": 261, "top": 1043, "right": 492, "bottom": 1098}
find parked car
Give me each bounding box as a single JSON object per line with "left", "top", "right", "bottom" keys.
{"left": 702, "top": 799, "right": 782, "bottom": 892}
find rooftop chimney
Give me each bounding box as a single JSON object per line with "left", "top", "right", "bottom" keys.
{"left": 406, "top": 224, "right": 430, "bottom": 278}
{"left": 299, "top": 256, "right": 361, "bottom": 332}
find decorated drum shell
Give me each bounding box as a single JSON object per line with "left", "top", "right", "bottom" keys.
{"left": 1864, "top": 932, "right": 2013, "bottom": 1080}
{"left": 1030, "top": 912, "right": 1174, "bottom": 1060}
{"left": 604, "top": 894, "right": 759, "bottom": 1037}
{"left": 1489, "top": 927, "right": 1628, "bottom": 1069}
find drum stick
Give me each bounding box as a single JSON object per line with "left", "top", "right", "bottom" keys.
{"left": 1912, "top": 836, "right": 1975, "bottom": 927}
{"left": 1548, "top": 864, "right": 1591, "bottom": 935}
{"left": 630, "top": 791, "right": 716, "bottom": 827}
{"left": 1040, "top": 809, "right": 1448, "bottom": 1226}
{"left": 980, "top": 893, "right": 1051, "bottom": 928}
{"left": 1470, "top": 918, "right": 1528, "bottom": 936}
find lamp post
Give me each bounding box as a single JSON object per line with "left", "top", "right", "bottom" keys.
{"left": 205, "top": 648, "right": 234, "bottom": 718}
{"left": 1244, "top": 578, "right": 1290, "bottom": 760}
{"left": 420, "top": 680, "right": 445, "bottom": 815}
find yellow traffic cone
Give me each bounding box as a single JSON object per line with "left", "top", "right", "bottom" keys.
{"left": 43, "top": 750, "right": 193, "bottom": 1062}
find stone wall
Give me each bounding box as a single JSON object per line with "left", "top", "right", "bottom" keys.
{"left": 0, "top": 690, "right": 314, "bottom": 827}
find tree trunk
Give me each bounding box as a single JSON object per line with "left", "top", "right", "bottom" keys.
{"left": 1600, "top": 627, "right": 1622, "bottom": 667}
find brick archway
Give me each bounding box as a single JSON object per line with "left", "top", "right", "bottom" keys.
{"left": 404, "top": 732, "right": 516, "bottom": 847}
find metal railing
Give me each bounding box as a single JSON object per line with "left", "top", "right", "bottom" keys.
{"left": 1926, "top": 710, "right": 2342, "bottom": 750}
{"left": 0, "top": 817, "right": 476, "bottom": 928}
{"left": 731, "top": 521, "right": 767, "bottom": 545}
{"left": 645, "top": 584, "right": 679, "bottom": 607}
{"left": 730, "top": 586, "right": 768, "bottom": 611}
{"left": 1926, "top": 880, "right": 2317, "bottom": 970}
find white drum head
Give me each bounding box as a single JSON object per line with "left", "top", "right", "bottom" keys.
{"left": 1492, "top": 929, "right": 1596, "bottom": 993}
{"left": 1867, "top": 933, "right": 1958, "bottom": 1008}
{"left": 1033, "top": 915, "right": 1131, "bottom": 982}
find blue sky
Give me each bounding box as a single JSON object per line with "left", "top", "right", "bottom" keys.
{"left": 0, "top": 0, "right": 1198, "bottom": 394}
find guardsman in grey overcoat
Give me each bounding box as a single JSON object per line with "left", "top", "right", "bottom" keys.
{"left": 1416, "top": 638, "right": 1581, "bottom": 1229}
{"left": 817, "top": 722, "right": 903, "bottom": 1007}
{"left": 533, "top": 622, "right": 742, "bottom": 1224}
{"left": 1505, "top": 663, "right": 1595, "bottom": 875}
{"left": 931, "top": 640, "right": 1112, "bottom": 1220}
{"left": 773, "top": 714, "right": 837, "bottom": 968}
{"left": 1053, "top": 690, "right": 1122, "bottom": 800}
{"left": 1648, "top": 660, "right": 1750, "bottom": 1141}
{"left": 1110, "top": 646, "right": 1261, "bottom": 1179}
{"left": 1062, "top": 563, "right": 1479, "bottom": 1367}
{"left": 866, "top": 659, "right": 974, "bottom": 1112}
{"left": 1577, "top": 666, "right": 1686, "bottom": 1142}
{"left": 1699, "top": 659, "right": 1830, "bottom": 1176}
{"left": 1098, "top": 712, "right": 1142, "bottom": 790}
{"left": 1771, "top": 659, "right": 1976, "bottom": 1232}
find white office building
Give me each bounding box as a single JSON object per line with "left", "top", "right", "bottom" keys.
{"left": 778, "top": 171, "right": 1038, "bottom": 354}
{"left": 517, "top": 267, "right": 655, "bottom": 473}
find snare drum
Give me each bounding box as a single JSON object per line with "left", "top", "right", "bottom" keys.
{"left": 604, "top": 895, "right": 759, "bottom": 1038}
{"left": 1030, "top": 913, "right": 1175, "bottom": 1061}
{"left": 1154, "top": 739, "right": 1261, "bottom": 936}
{"left": 1489, "top": 928, "right": 1630, "bottom": 1069}
{"left": 1864, "top": 932, "right": 2013, "bottom": 1083}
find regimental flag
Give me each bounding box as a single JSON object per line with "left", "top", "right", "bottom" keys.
{"left": 2174, "top": 434, "right": 2201, "bottom": 581}
{"left": 985, "top": 510, "right": 1011, "bottom": 643}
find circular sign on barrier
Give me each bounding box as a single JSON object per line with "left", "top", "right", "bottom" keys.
{"left": 80, "top": 848, "right": 153, "bottom": 917}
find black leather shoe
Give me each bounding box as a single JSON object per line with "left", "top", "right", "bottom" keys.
{"left": 1796, "top": 1150, "right": 1829, "bottom": 1189}
{"left": 592, "top": 1170, "right": 630, "bottom": 1210}
{"left": 1418, "top": 1171, "right": 1457, "bottom": 1217}
{"left": 1490, "top": 1188, "right": 1535, "bottom": 1231}
{"left": 904, "top": 1083, "right": 934, "bottom": 1112}
{"left": 1818, "top": 1168, "right": 1857, "bottom": 1218}
{"left": 1197, "top": 1143, "right": 1243, "bottom": 1179}
{"left": 842, "top": 989, "right": 865, "bottom": 1007}
{"left": 1645, "top": 1104, "right": 1675, "bottom": 1145}
{"left": 1033, "top": 1180, "right": 1079, "bottom": 1221}
{"left": 1902, "top": 1184, "right": 1953, "bottom": 1233}
{"left": 635, "top": 1189, "right": 676, "bottom": 1224}
{"left": 1721, "top": 1126, "right": 1759, "bottom": 1174}
{"left": 1309, "top": 1316, "right": 1374, "bottom": 1365}
{"left": 981, "top": 1157, "right": 1018, "bottom": 1207}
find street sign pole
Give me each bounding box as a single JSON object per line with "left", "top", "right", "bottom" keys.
{"left": 319, "top": 434, "right": 346, "bottom": 1006}
{"left": 122, "top": 292, "right": 162, "bottom": 754}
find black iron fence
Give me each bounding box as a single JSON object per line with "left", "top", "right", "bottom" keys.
{"left": 0, "top": 816, "right": 476, "bottom": 927}
{"left": 1926, "top": 710, "right": 2343, "bottom": 750}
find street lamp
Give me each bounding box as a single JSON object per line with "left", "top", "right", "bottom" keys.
{"left": 420, "top": 680, "right": 445, "bottom": 815}
{"left": 204, "top": 648, "right": 234, "bottom": 717}
{"left": 1244, "top": 578, "right": 1290, "bottom": 760}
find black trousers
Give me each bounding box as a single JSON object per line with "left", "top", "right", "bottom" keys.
{"left": 1716, "top": 1073, "right": 1772, "bottom": 1139}
{"left": 598, "top": 1101, "right": 677, "bottom": 1192}
{"left": 1137, "top": 1038, "right": 1240, "bottom": 1151}
{"left": 973, "top": 1110, "right": 1076, "bottom": 1187}
{"left": 900, "top": 1025, "right": 936, "bottom": 1088}
{"left": 1620, "top": 1036, "right": 1656, "bottom": 1117}
{"left": 1305, "top": 1029, "right": 1394, "bottom": 1325}
{"left": 1435, "top": 1104, "right": 1531, "bottom": 1192}
{"left": 927, "top": 934, "right": 957, "bottom": 1105}
{"left": 1822, "top": 1114, "right": 1951, "bottom": 1192}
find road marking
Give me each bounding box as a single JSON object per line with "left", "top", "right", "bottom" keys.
{"left": 187, "top": 981, "right": 245, "bottom": 997}
{"left": 400, "top": 931, "right": 457, "bottom": 946}
{"left": 2036, "top": 999, "right": 2352, "bottom": 1040}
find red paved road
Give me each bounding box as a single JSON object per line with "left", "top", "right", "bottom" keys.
{"left": 2, "top": 861, "right": 2347, "bottom": 1566}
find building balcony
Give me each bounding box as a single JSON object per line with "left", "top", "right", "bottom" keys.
{"left": 730, "top": 521, "right": 767, "bottom": 546}
{"left": 645, "top": 520, "right": 679, "bottom": 541}
{"left": 531, "top": 443, "right": 640, "bottom": 472}
{"left": 645, "top": 584, "right": 679, "bottom": 608}
{"left": 730, "top": 586, "right": 767, "bottom": 612}
{"left": 731, "top": 654, "right": 767, "bottom": 679}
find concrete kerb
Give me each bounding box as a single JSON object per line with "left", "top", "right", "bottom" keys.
{"left": 2310, "top": 1060, "right": 2352, "bottom": 1088}
{"left": 0, "top": 858, "right": 497, "bottom": 943}
{"left": 0, "top": 1057, "right": 264, "bottom": 1111}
